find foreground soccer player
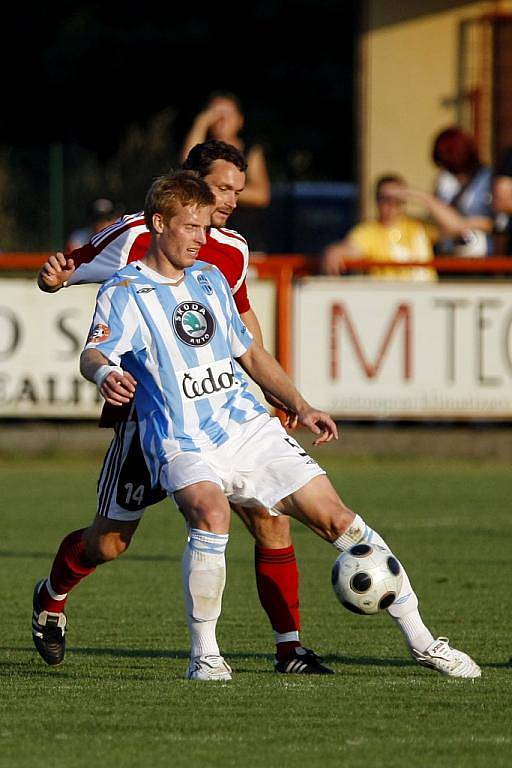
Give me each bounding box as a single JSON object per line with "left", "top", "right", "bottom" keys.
{"left": 74, "top": 171, "right": 479, "bottom": 680}
{"left": 34, "top": 141, "right": 329, "bottom": 675}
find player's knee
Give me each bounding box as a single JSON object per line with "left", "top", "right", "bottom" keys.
{"left": 185, "top": 501, "right": 229, "bottom": 532}
{"left": 321, "top": 503, "right": 355, "bottom": 542}
{"left": 177, "top": 482, "right": 230, "bottom": 533}
{"left": 193, "top": 505, "right": 230, "bottom": 533}
{"left": 250, "top": 513, "right": 292, "bottom": 548}
{"left": 84, "top": 530, "right": 133, "bottom": 563}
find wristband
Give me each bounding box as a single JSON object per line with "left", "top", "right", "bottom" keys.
{"left": 93, "top": 364, "right": 124, "bottom": 389}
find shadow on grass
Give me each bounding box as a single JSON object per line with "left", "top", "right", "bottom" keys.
{"left": 0, "top": 646, "right": 417, "bottom": 669}
{"left": 0, "top": 549, "right": 182, "bottom": 563}
{"left": 3, "top": 647, "right": 509, "bottom": 674}
{"left": 74, "top": 649, "right": 510, "bottom": 671}
{"left": 0, "top": 550, "right": 59, "bottom": 560}
{"left": 325, "top": 656, "right": 511, "bottom": 670}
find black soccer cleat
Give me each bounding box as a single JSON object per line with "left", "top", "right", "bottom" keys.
{"left": 275, "top": 646, "right": 334, "bottom": 675}
{"left": 32, "top": 580, "right": 67, "bottom": 666}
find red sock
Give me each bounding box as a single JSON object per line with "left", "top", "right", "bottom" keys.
{"left": 38, "top": 528, "right": 96, "bottom": 612}
{"left": 255, "top": 545, "right": 301, "bottom": 660}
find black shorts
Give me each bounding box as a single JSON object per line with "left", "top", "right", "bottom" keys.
{"left": 97, "top": 421, "right": 167, "bottom": 520}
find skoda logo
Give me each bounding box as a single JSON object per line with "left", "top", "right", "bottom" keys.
{"left": 173, "top": 301, "right": 216, "bottom": 347}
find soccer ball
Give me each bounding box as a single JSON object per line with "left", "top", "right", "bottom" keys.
{"left": 331, "top": 543, "right": 403, "bottom": 615}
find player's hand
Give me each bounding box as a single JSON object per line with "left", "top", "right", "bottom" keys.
{"left": 262, "top": 389, "right": 299, "bottom": 429}
{"left": 38, "top": 252, "right": 76, "bottom": 292}
{"left": 284, "top": 411, "right": 299, "bottom": 429}
{"left": 297, "top": 406, "right": 339, "bottom": 445}
{"left": 100, "top": 370, "right": 137, "bottom": 406}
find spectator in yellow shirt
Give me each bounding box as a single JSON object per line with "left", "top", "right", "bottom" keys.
{"left": 321, "top": 175, "right": 437, "bottom": 281}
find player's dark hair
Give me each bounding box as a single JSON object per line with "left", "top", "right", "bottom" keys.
{"left": 183, "top": 140, "right": 248, "bottom": 178}
{"left": 144, "top": 170, "right": 215, "bottom": 231}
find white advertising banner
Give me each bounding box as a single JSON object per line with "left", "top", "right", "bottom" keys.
{"left": 0, "top": 280, "right": 102, "bottom": 417}
{"left": 0, "top": 277, "right": 276, "bottom": 419}
{"left": 294, "top": 278, "right": 512, "bottom": 419}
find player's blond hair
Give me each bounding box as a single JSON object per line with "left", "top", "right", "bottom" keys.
{"left": 144, "top": 170, "right": 215, "bottom": 231}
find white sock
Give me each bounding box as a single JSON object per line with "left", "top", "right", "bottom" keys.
{"left": 333, "top": 515, "right": 434, "bottom": 652}
{"left": 182, "top": 528, "right": 229, "bottom": 659}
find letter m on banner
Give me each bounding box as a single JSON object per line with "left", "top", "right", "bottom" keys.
{"left": 330, "top": 303, "right": 412, "bottom": 380}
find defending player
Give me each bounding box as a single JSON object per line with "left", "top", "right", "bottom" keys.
{"left": 33, "top": 141, "right": 331, "bottom": 675}
{"left": 77, "top": 171, "right": 480, "bottom": 680}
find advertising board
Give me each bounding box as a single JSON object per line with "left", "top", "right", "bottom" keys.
{"left": 294, "top": 279, "right": 512, "bottom": 419}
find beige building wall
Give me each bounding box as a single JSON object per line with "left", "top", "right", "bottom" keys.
{"left": 359, "top": 0, "right": 512, "bottom": 217}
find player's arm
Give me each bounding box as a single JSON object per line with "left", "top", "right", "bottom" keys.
{"left": 80, "top": 285, "right": 139, "bottom": 406}
{"left": 37, "top": 252, "right": 76, "bottom": 293}
{"left": 239, "top": 307, "right": 263, "bottom": 346}
{"left": 237, "top": 343, "right": 338, "bottom": 445}
{"left": 38, "top": 221, "right": 150, "bottom": 293}
{"left": 80, "top": 348, "right": 136, "bottom": 407}
{"left": 239, "top": 307, "right": 298, "bottom": 428}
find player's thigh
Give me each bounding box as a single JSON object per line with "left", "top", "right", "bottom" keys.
{"left": 161, "top": 451, "right": 230, "bottom": 533}
{"left": 232, "top": 503, "right": 292, "bottom": 548}
{"left": 174, "top": 481, "right": 231, "bottom": 534}
{"left": 227, "top": 416, "right": 325, "bottom": 511}
{"left": 276, "top": 474, "right": 355, "bottom": 542}
{"left": 97, "top": 421, "right": 166, "bottom": 523}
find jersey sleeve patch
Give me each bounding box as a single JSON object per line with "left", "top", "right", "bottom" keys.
{"left": 87, "top": 323, "right": 111, "bottom": 343}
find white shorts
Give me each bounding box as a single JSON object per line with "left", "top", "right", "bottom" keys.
{"left": 160, "top": 413, "right": 325, "bottom": 510}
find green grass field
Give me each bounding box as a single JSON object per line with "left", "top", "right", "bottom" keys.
{"left": 1, "top": 451, "right": 511, "bottom": 768}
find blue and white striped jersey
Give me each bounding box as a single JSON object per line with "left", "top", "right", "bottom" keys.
{"left": 84, "top": 260, "right": 267, "bottom": 484}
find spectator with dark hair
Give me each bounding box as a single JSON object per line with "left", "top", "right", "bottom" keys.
{"left": 321, "top": 175, "right": 437, "bottom": 280}
{"left": 431, "top": 126, "right": 494, "bottom": 256}
{"left": 66, "top": 198, "right": 124, "bottom": 252}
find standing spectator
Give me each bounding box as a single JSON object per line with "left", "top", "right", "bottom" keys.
{"left": 66, "top": 198, "right": 123, "bottom": 252}
{"left": 431, "top": 127, "right": 493, "bottom": 257}
{"left": 180, "top": 92, "right": 271, "bottom": 251}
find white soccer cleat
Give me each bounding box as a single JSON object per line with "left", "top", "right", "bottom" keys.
{"left": 411, "top": 636, "right": 481, "bottom": 679}
{"left": 186, "top": 654, "right": 232, "bottom": 681}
